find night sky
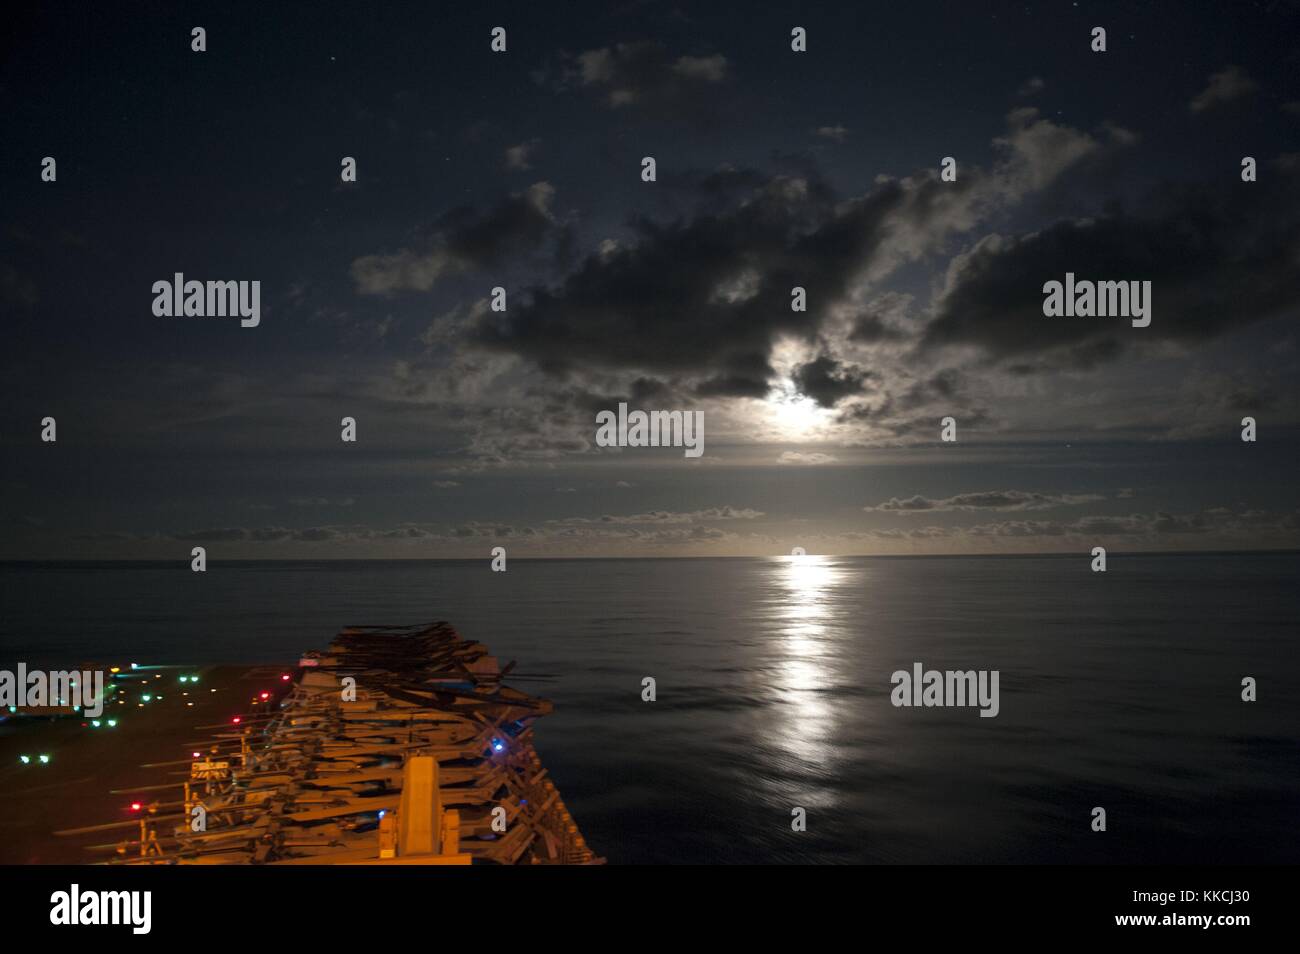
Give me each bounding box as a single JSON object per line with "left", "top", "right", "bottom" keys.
{"left": 3, "top": 1, "right": 1298, "bottom": 558}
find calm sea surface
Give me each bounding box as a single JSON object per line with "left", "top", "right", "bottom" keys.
{"left": 2, "top": 553, "right": 1297, "bottom": 863}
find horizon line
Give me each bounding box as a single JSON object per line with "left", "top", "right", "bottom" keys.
{"left": 2, "top": 547, "right": 1297, "bottom": 565}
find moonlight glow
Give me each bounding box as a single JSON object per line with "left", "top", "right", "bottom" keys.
{"left": 767, "top": 391, "right": 832, "bottom": 439}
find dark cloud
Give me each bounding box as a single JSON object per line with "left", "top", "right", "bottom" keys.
{"left": 861, "top": 507, "right": 1300, "bottom": 543}
{"left": 848, "top": 311, "right": 908, "bottom": 344}
{"left": 452, "top": 522, "right": 538, "bottom": 538}
{"left": 1016, "top": 76, "right": 1045, "bottom": 98}
{"left": 468, "top": 110, "right": 1109, "bottom": 402}
{"left": 865, "top": 490, "right": 1103, "bottom": 513}
{"left": 1191, "top": 371, "right": 1278, "bottom": 414}
{"left": 777, "top": 451, "right": 838, "bottom": 465}
{"left": 504, "top": 139, "right": 541, "bottom": 171}
{"left": 170, "top": 525, "right": 434, "bottom": 544}
{"left": 351, "top": 182, "right": 564, "bottom": 294}
{"left": 560, "top": 506, "right": 763, "bottom": 525}
{"left": 538, "top": 42, "right": 730, "bottom": 119}
{"left": 1189, "top": 66, "right": 1258, "bottom": 113}
{"left": 834, "top": 369, "right": 985, "bottom": 438}
{"left": 174, "top": 527, "right": 251, "bottom": 542}
{"left": 694, "top": 373, "right": 771, "bottom": 399}
{"left": 470, "top": 167, "right": 980, "bottom": 394}
{"left": 791, "top": 354, "right": 873, "bottom": 407}
{"left": 921, "top": 174, "right": 1300, "bottom": 370}
{"left": 472, "top": 173, "right": 838, "bottom": 391}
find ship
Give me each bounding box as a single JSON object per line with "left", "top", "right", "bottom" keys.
{"left": 56, "top": 622, "right": 601, "bottom": 865}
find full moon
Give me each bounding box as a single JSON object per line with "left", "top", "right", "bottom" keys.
{"left": 767, "top": 393, "right": 830, "bottom": 438}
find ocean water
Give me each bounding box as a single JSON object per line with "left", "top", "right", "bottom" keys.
{"left": 1, "top": 553, "right": 1297, "bottom": 864}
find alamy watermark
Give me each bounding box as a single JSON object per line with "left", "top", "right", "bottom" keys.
{"left": 0, "top": 665, "right": 105, "bottom": 718}
{"left": 1042, "top": 272, "right": 1151, "bottom": 328}
{"left": 595, "top": 402, "right": 704, "bottom": 458}
{"left": 50, "top": 884, "right": 150, "bottom": 934}
{"left": 890, "top": 663, "right": 1000, "bottom": 718}
{"left": 152, "top": 273, "right": 260, "bottom": 327}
